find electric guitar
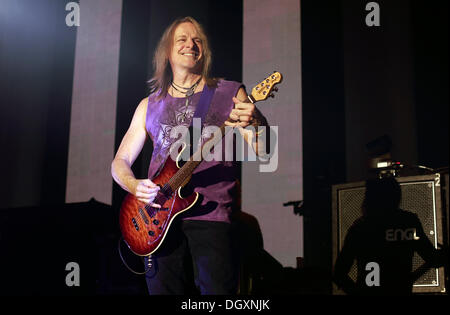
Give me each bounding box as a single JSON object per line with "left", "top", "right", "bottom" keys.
{"left": 119, "top": 72, "right": 283, "bottom": 256}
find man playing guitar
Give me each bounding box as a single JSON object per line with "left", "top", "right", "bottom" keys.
{"left": 111, "top": 16, "right": 270, "bottom": 295}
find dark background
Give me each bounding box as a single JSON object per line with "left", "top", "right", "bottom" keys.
{"left": 0, "top": 0, "right": 447, "bottom": 295}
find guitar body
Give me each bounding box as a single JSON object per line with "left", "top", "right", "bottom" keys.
{"left": 119, "top": 152, "right": 199, "bottom": 256}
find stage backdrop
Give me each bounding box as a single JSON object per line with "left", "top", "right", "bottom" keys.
{"left": 242, "top": 0, "right": 303, "bottom": 268}
{"left": 65, "top": 0, "right": 123, "bottom": 204}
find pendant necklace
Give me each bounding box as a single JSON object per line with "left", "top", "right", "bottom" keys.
{"left": 171, "top": 77, "right": 202, "bottom": 123}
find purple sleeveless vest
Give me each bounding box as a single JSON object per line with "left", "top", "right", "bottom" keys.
{"left": 145, "top": 79, "right": 243, "bottom": 223}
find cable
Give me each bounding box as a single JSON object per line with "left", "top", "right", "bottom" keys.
{"left": 117, "top": 236, "right": 152, "bottom": 275}
{"left": 410, "top": 164, "right": 435, "bottom": 173}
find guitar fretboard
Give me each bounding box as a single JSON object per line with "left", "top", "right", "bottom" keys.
{"left": 166, "top": 123, "right": 228, "bottom": 191}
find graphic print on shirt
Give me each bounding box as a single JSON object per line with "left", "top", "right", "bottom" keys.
{"left": 156, "top": 100, "right": 195, "bottom": 154}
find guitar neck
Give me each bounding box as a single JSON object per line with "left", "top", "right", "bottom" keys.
{"left": 165, "top": 123, "right": 229, "bottom": 192}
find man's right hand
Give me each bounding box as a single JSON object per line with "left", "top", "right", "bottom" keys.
{"left": 134, "top": 179, "right": 161, "bottom": 208}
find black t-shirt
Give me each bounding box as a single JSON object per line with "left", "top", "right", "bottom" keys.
{"left": 334, "top": 209, "right": 440, "bottom": 294}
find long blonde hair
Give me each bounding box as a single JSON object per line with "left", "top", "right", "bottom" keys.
{"left": 148, "top": 17, "right": 217, "bottom": 99}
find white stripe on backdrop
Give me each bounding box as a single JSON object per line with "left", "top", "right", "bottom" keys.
{"left": 242, "top": 0, "right": 304, "bottom": 267}
{"left": 66, "top": 0, "right": 123, "bottom": 205}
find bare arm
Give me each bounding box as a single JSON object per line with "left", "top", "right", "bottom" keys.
{"left": 224, "top": 87, "right": 269, "bottom": 156}
{"left": 111, "top": 97, "right": 160, "bottom": 205}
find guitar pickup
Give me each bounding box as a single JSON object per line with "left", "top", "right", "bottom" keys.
{"left": 138, "top": 208, "right": 149, "bottom": 224}
{"left": 145, "top": 205, "right": 169, "bottom": 218}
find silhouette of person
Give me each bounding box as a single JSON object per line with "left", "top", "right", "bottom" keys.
{"left": 333, "top": 177, "right": 446, "bottom": 295}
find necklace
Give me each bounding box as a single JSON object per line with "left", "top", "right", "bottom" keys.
{"left": 171, "top": 77, "right": 202, "bottom": 123}
{"left": 171, "top": 77, "right": 202, "bottom": 96}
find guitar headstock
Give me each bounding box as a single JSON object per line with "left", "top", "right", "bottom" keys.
{"left": 248, "top": 71, "right": 283, "bottom": 103}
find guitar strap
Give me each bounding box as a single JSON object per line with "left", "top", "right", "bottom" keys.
{"left": 187, "top": 84, "right": 216, "bottom": 151}
{"left": 190, "top": 83, "right": 216, "bottom": 127}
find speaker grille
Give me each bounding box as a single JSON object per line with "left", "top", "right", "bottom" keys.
{"left": 333, "top": 174, "right": 445, "bottom": 293}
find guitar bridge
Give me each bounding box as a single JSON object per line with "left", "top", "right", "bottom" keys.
{"left": 131, "top": 217, "right": 140, "bottom": 231}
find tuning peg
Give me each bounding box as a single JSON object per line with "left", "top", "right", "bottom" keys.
{"left": 273, "top": 87, "right": 278, "bottom": 92}
{"left": 269, "top": 93, "right": 275, "bottom": 98}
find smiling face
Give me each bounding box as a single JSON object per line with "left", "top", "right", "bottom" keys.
{"left": 169, "top": 22, "right": 204, "bottom": 74}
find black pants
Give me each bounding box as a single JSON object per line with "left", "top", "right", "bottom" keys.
{"left": 144, "top": 219, "right": 238, "bottom": 295}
